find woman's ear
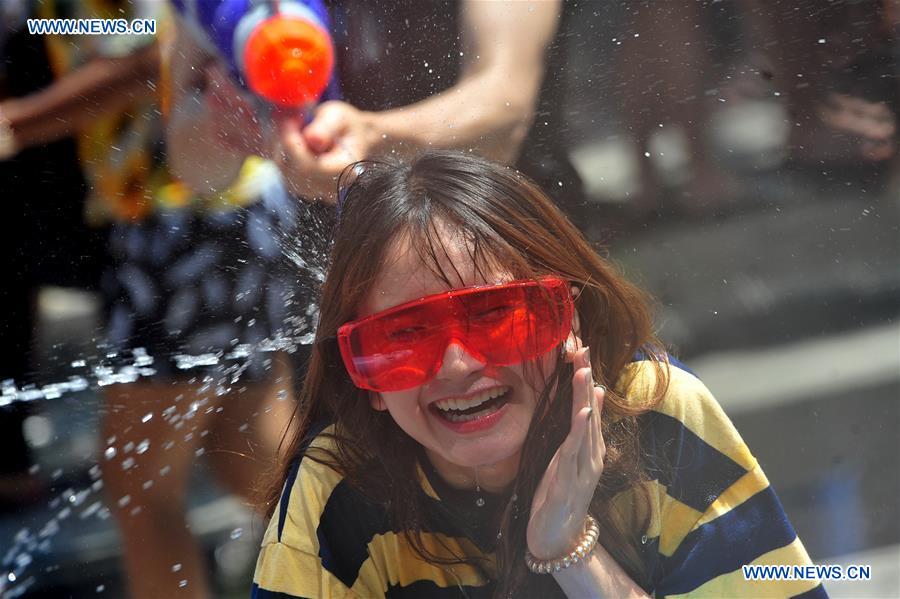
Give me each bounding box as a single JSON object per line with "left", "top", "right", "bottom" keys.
{"left": 564, "top": 286, "right": 583, "bottom": 363}
{"left": 368, "top": 392, "right": 388, "bottom": 412}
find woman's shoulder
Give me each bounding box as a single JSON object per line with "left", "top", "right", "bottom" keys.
{"left": 615, "top": 361, "right": 822, "bottom": 597}
{"left": 617, "top": 355, "right": 758, "bottom": 474}
{"left": 255, "top": 425, "right": 390, "bottom": 597}
{"left": 262, "top": 425, "right": 392, "bottom": 550}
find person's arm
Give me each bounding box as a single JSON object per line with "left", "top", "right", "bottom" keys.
{"left": 0, "top": 42, "right": 158, "bottom": 153}
{"left": 526, "top": 346, "right": 651, "bottom": 598}
{"left": 363, "top": 0, "right": 561, "bottom": 163}
{"left": 276, "top": 0, "right": 562, "bottom": 202}
{"left": 551, "top": 544, "right": 649, "bottom": 599}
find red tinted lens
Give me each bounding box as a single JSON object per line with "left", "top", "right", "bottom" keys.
{"left": 338, "top": 279, "right": 572, "bottom": 392}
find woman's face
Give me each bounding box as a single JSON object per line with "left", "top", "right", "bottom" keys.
{"left": 203, "top": 62, "right": 265, "bottom": 155}
{"left": 358, "top": 228, "right": 559, "bottom": 482}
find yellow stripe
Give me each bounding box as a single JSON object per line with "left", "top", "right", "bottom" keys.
{"left": 666, "top": 537, "right": 819, "bottom": 598}
{"left": 353, "top": 531, "right": 494, "bottom": 596}
{"left": 610, "top": 480, "right": 703, "bottom": 558}
{"left": 278, "top": 430, "right": 345, "bottom": 553}
{"left": 695, "top": 466, "right": 771, "bottom": 528}
{"left": 253, "top": 542, "right": 358, "bottom": 598}
{"left": 622, "top": 362, "right": 757, "bottom": 471}
{"left": 416, "top": 463, "right": 441, "bottom": 500}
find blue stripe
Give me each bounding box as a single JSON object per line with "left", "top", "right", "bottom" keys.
{"left": 250, "top": 582, "right": 307, "bottom": 599}
{"left": 638, "top": 411, "right": 748, "bottom": 513}
{"left": 630, "top": 349, "right": 696, "bottom": 377}
{"left": 385, "top": 579, "right": 496, "bottom": 598}
{"left": 792, "top": 583, "right": 830, "bottom": 598}
{"left": 277, "top": 459, "right": 300, "bottom": 544}
{"left": 278, "top": 420, "right": 332, "bottom": 543}
{"left": 655, "top": 486, "right": 799, "bottom": 596}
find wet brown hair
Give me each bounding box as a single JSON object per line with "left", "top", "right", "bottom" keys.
{"left": 263, "top": 150, "right": 667, "bottom": 596}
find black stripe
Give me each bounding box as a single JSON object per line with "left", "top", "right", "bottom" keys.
{"left": 654, "top": 486, "right": 798, "bottom": 596}
{"left": 315, "top": 478, "right": 496, "bottom": 589}
{"left": 638, "top": 410, "right": 748, "bottom": 512}
{"left": 316, "top": 479, "right": 392, "bottom": 588}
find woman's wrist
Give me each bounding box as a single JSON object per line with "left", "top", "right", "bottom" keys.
{"left": 526, "top": 514, "right": 599, "bottom": 573}
{"left": 551, "top": 543, "right": 650, "bottom": 599}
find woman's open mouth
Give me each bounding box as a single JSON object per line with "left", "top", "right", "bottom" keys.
{"left": 430, "top": 386, "right": 512, "bottom": 425}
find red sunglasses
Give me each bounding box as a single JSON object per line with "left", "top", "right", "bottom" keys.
{"left": 337, "top": 278, "right": 573, "bottom": 392}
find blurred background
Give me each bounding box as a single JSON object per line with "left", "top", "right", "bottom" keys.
{"left": 0, "top": 0, "right": 898, "bottom": 597}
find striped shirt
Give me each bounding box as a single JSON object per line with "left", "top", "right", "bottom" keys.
{"left": 252, "top": 359, "right": 827, "bottom": 598}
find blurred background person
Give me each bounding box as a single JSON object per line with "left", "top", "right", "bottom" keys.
{"left": 1, "top": 1, "right": 316, "bottom": 597}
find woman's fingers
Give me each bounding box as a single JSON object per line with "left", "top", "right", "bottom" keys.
{"left": 556, "top": 406, "right": 587, "bottom": 488}
{"left": 592, "top": 385, "right": 607, "bottom": 471}
{"left": 577, "top": 373, "right": 595, "bottom": 478}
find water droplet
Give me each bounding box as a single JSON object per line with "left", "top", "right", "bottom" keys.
{"left": 142, "top": 412, "right": 153, "bottom": 423}
{"left": 118, "top": 495, "right": 131, "bottom": 508}
{"left": 96, "top": 584, "right": 105, "bottom": 592}
{"left": 171, "top": 563, "right": 182, "bottom": 573}
{"left": 178, "top": 579, "right": 188, "bottom": 588}
{"left": 475, "top": 497, "right": 485, "bottom": 507}
{"left": 136, "top": 439, "right": 150, "bottom": 454}
{"left": 121, "top": 457, "right": 135, "bottom": 470}
{"left": 230, "top": 527, "right": 243, "bottom": 540}
{"left": 641, "top": 534, "right": 648, "bottom": 544}
{"left": 8, "top": 572, "right": 17, "bottom": 582}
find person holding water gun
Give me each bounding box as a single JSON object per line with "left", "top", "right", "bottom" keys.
{"left": 166, "top": 0, "right": 577, "bottom": 209}
{"left": 88, "top": 2, "right": 341, "bottom": 598}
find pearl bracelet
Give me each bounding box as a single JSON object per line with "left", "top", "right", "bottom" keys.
{"left": 525, "top": 515, "right": 600, "bottom": 574}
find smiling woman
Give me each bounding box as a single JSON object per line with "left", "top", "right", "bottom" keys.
{"left": 252, "top": 151, "right": 825, "bottom": 599}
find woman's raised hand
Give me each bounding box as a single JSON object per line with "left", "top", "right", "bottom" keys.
{"left": 526, "top": 346, "right": 606, "bottom": 560}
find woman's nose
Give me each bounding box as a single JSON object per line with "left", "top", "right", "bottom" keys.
{"left": 434, "top": 340, "right": 485, "bottom": 382}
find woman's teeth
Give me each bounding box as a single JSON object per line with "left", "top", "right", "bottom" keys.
{"left": 432, "top": 387, "right": 510, "bottom": 422}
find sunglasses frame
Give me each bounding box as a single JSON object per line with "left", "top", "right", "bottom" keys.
{"left": 337, "top": 277, "right": 573, "bottom": 392}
